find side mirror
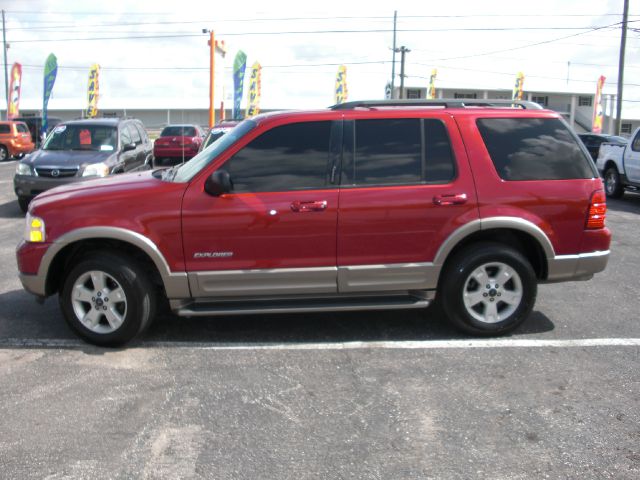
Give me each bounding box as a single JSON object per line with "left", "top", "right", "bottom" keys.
{"left": 204, "top": 170, "right": 233, "bottom": 196}
{"left": 123, "top": 142, "right": 136, "bottom": 152}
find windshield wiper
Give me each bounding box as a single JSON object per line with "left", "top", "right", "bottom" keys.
{"left": 161, "top": 165, "right": 179, "bottom": 181}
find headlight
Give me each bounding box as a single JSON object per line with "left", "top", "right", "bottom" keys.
{"left": 82, "top": 162, "right": 110, "bottom": 177}
{"left": 24, "top": 213, "right": 46, "bottom": 243}
{"left": 16, "top": 163, "right": 33, "bottom": 176}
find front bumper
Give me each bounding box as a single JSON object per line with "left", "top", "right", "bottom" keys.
{"left": 14, "top": 174, "right": 85, "bottom": 199}
{"left": 16, "top": 240, "right": 52, "bottom": 297}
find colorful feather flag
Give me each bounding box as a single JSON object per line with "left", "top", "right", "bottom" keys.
{"left": 42, "top": 53, "right": 58, "bottom": 136}
{"left": 233, "top": 51, "right": 247, "bottom": 120}
{"left": 87, "top": 64, "right": 100, "bottom": 118}
{"left": 7, "top": 63, "right": 22, "bottom": 119}
{"left": 592, "top": 76, "right": 606, "bottom": 134}
{"left": 246, "top": 62, "right": 262, "bottom": 118}
{"left": 334, "top": 65, "right": 348, "bottom": 104}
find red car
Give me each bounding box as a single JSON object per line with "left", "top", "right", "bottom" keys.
{"left": 17, "top": 99, "right": 611, "bottom": 346}
{"left": 153, "top": 124, "right": 204, "bottom": 166}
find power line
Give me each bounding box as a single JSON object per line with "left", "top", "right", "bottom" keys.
{"left": 7, "top": 24, "right": 631, "bottom": 43}
{"left": 419, "top": 20, "right": 630, "bottom": 62}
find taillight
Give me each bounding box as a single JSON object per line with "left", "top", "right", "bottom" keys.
{"left": 586, "top": 190, "right": 606, "bottom": 229}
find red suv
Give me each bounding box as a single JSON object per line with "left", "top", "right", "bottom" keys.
{"left": 16, "top": 100, "right": 611, "bottom": 346}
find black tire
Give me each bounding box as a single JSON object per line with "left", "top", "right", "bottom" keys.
{"left": 439, "top": 242, "right": 537, "bottom": 335}
{"left": 0, "top": 145, "right": 8, "bottom": 161}
{"left": 604, "top": 166, "right": 624, "bottom": 199}
{"left": 18, "top": 196, "right": 30, "bottom": 213}
{"left": 59, "top": 251, "right": 157, "bottom": 347}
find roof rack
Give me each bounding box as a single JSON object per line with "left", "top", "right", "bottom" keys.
{"left": 329, "top": 99, "right": 543, "bottom": 110}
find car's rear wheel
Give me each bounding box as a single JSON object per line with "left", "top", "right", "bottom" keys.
{"left": 604, "top": 166, "right": 624, "bottom": 198}
{"left": 440, "top": 242, "right": 537, "bottom": 335}
{"left": 0, "top": 145, "right": 8, "bottom": 161}
{"left": 59, "top": 252, "right": 157, "bottom": 347}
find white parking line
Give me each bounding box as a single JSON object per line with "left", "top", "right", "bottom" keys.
{"left": 0, "top": 338, "right": 639, "bottom": 350}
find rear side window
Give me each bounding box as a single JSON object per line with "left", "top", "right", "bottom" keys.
{"left": 343, "top": 118, "right": 456, "bottom": 186}
{"left": 477, "top": 118, "right": 595, "bottom": 180}
{"left": 0, "top": 125, "right": 9, "bottom": 134}
{"left": 225, "top": 121, "right": 332, "bottom": 193}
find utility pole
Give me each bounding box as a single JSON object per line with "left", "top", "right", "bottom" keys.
{"left": 203, "top": 29, "right": 216, "bottom": 128}
{"left": 390, "top": 11, "right": 397, "bottom": 99}
{"left": 616, "top": 0, "right": 629, "bottom": 135}
{"left": 2, "top": 10, "right": 8, "bottom": 121}
{"left": 395, "top": 46, "right": 410, "bottom": 99}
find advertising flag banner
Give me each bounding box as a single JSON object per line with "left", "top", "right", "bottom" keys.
{"left": 428, "top": 69, "right": 437, "bottom": 99}
{"left": 334, "top": 65, "right": 348, "bottom": 104}
{"left": 592, "top": 75, "right": 606, "bottom": 134}
{"left": 8, "top": 62, "right": 22, "bottom": 119}
{"left": 246, "top": 61, "right": 262, "bottom": 118}
{"left": 87, "top": 64, "right": 100, "bottom": 118}
{"left": 512, "top": 72, "right": 525, "bottom": 101}
{"left": 42, "top": 53, "right": 58, "bottom": 136}
{"left": 233, "top": 50, "right": 247, "bottom": 119}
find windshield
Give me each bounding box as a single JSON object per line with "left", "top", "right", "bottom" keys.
{"left": 203, "top": 129, "right": 231, "bottom": 150}
{"left": 43, "top": 124, "right": 118, "bottom": 152}
{"left": 161, "top": 126, "right": 197, "bottom": 137}
{"left": 171, "top": 119, "right": 257, "bottom": 183}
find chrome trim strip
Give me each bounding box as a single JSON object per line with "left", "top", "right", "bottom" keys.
{"left": 545, "top": 250, "right": 610, "bottom": 283}
{"left": 337, "top": 263, "right": 439, "bottom": 292}
{"left": 188, "top": 267, "right": 338, "bottom": 297}
{"left": 33, "top": 227, "right": 189, "bottom": 298}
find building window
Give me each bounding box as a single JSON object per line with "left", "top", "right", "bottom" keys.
{"left": 406, "top": 89, "right": 422, "bottom": 99}
{"left": 621, "top": 123, "right": 633, "bottom": 134}
{"left": 454, "top": 93, "right": 477, "bottom": 99}
{"left": 532, "top": 96, "right": 548, "bottom": 107}
{"left": 578, "top": 96, "right": 593, "bottom": 107}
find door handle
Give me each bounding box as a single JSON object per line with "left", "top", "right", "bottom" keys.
{"left": 290, "top": 200, "right": 328, "bottom": 212}
{"left": 433, "top": 193, "right": 468, "bottom": 206}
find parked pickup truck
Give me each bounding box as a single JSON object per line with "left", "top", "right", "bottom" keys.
{"left": 596, "top": 127, "right": 640, "bottom": 198}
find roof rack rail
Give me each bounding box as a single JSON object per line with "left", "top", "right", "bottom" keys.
{"left": 329, "top": 99, "right": 543, "bottom": 110}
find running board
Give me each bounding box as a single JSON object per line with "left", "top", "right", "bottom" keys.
{"left": 174, "top": 293, "right": 433, "bottom": 317}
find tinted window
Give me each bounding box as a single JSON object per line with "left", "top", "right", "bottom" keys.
{"left": 161, "top": 126, "right": 197, "bottom": 137}
{"left": 477, "top": 118, "right": 595, "bottom": 181}
{"left": 16, "top": 123, "right": 29, "bottom": 133}
{"left": 424, "top": 119, "right": 456, "bottom": 182}
{"left": 0, "top": 125, "right": 9, "bottom": 134}
{"left": 224, "top": 121, "right": 331, "bottom": 193}
{"left": 344, "top": 118, "right": 455, "bottom": 186}
{"left": 353, "top": 119, "right": 422, "bottom": 185}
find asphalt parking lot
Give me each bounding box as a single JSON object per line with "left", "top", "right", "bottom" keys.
{"left": 0, "top": 159, "right": 639, "bottom": 479}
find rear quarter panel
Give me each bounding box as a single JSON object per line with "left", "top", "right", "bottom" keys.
{"left": 455, "top": 111, "right": 603, "bottom": 256}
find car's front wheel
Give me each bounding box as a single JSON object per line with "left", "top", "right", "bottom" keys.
{"left": 59, "top": 252, "right": 157, "bottom": 347}
{"left": 604, "top": 166, "right": 624, "bottom": 198}
{"left": 439, "top": 243, "right": 537, "bottom": 335}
